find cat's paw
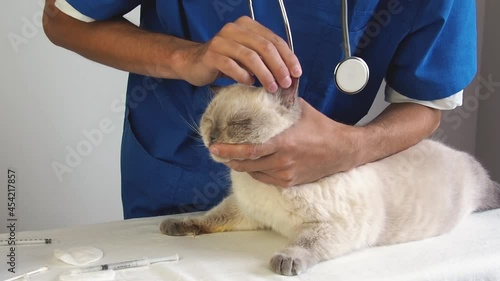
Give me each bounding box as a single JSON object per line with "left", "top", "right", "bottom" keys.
{"left": 270, "top": 252, "right": 311, "bottom": 276}
{"left": 269, "top": 247, "right": 317, "bottom": 276}
{"left": 160, "top": 218, "right": 202, "bottom": 236}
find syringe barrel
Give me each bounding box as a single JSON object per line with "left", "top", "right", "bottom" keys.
{"left": 72, "top": 258, "right": 149, "bottom": 274}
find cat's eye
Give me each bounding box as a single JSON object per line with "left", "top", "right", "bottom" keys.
{"left": 210, "top": 131, "right": 219, "bottom": 144}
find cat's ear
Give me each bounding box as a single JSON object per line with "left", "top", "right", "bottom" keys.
{"left": 208, "top": 85, "right": 223, "bottom": 95}
{"left": 276, "top": 78, "right": 298, "bottom": 109}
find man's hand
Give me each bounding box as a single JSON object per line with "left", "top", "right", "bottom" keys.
{"left": 209, "top": 99, "right": 362, "bottom": 187}
{"left": 43, "top": 7, "right": 301, "bottom": 90}
{"left": 177, "top": 16, "right": 302, "bottom": 93}
{"left": 209, "top": 100, "right": 441, "bottom": 188}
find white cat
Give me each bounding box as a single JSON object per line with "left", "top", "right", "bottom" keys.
{"left": 160, "top": 84, "right": 500, "bottom": 276}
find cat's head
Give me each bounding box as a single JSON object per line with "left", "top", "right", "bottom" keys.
{"left": 200, "top": 84, "right": 301, "bottom": 162}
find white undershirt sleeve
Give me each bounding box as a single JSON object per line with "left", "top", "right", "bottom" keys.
{"left": 54, "top": 0, "right": 95, "bottom": 22}
{"left": 385, "top": 84, "right": 463, "bottom": 110}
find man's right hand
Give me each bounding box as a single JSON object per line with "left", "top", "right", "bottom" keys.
{"left": 174, "top": 16, "right": 302, "bottom": 93}
{"left": 43, "top": 2, "right": 301, "bottom": 91}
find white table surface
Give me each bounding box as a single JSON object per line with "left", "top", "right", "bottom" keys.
{"left": 1, "top": 209, "right": 500, "bottom": 281}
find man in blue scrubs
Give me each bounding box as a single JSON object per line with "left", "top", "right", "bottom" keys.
{"left": 43, "top": 0, "right": 477, "bottom": 219}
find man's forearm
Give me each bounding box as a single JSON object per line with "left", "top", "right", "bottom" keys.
{"left": 43, "top": 0, "right": 194, "bottom": 79}
{"left": 353, "top": 103, "right": 442, "bottom": 166}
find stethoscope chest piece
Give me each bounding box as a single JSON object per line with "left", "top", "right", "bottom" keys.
{"left": 334, "top": 56, "right": 369, "bottom": 95}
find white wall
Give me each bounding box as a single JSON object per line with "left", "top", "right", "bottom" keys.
{"left": 1, "top": 1, "right": 496, "bottom": 232}
{"left": 0, "top": 3, "right": 141, "bottom": 232}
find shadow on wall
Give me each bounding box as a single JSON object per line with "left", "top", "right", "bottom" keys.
{"left": 474, "top": 0, "right": 500, "bottom": 183}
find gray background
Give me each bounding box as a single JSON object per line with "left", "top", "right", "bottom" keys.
{"left": 1, "top": 1, "right": 498, "bottom": 232}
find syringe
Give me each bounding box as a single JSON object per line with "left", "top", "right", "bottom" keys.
{"left": 4, "top": 266, "right": 48, "bottom": 281}
{"left": 0, "top": 238, "right": 55, "bottom": 246}
{"left": 71, "top": 254, "right": 179, "bottom": 274}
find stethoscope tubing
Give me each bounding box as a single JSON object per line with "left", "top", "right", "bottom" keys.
{"left": 341, "top": 0, "right": 351, "bottom": 57}
{"left": 247, "top": 0, "right": 369, "bottom": 95}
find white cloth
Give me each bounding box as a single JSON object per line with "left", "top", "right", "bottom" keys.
{"left": 59, "top": 270, "right": 116, "bottom": 281}
{"left": 54, "top": 247, "right": 104, "bottom": 266}
{"left": 1, "top": 210, "right": 500, "bottom": 281}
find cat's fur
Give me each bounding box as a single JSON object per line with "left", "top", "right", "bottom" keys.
{"left": 160, "top": 84, "right": 500, "bottom": 276}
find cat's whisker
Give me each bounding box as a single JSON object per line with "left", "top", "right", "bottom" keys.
{"left": 187, "top": 134, "right": 205, "bottom": 144}
{"left": 180, "top": 113, "right": 202, "bottom": 136}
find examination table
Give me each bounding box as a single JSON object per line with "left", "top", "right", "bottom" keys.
{"left": 1, "top": 209, "right": 499, "bottom": 281}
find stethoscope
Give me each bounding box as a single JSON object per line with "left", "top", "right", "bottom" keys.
{"left": 248, "top": 0, "right": 369, "bottom": 95}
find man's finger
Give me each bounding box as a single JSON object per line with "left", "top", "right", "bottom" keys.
{"left": 248, "top": 171, "right": 290, "bottom": 188}
{"left": 209, "top": 142, "right": 277, "bottom": 160}
{"left": 236, "top": 16, "right": 302, "bottom": 79}
{"left": 226, "top": 153, "right": 281, "bottom": 173}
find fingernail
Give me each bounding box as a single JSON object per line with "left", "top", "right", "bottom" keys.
{"left": 292, "top": 65, "right": 302, "bottom": 77}
{"left": 282, "top": 76, "right": 292, "bottom": 88}
{"left": 209, "top": 147, "right": 219, "bottom": 156}
{"left": 269, "top": 82, "right": 279, "bottom": 93}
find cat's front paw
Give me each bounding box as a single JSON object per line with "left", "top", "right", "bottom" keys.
{"left": 270, "top": 247, "right": 316, "bottom": 276}
{"left": 160, "top": 218, "right": 203, "bottom": 236}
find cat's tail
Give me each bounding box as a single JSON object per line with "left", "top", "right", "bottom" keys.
{"left": 477, "top": 180, "right": 500, "bottom": 212}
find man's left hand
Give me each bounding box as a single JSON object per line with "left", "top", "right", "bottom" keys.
{"left": 209, "top": 98, "right": 362, "bottom": 187}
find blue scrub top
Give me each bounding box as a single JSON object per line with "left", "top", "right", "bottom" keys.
{"left": 66, "top": 0, "right": 477, "bottom": 219}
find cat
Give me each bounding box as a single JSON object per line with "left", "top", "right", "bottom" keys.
{"left": 160, "top": 84, "right": 500, "bottom": 276}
